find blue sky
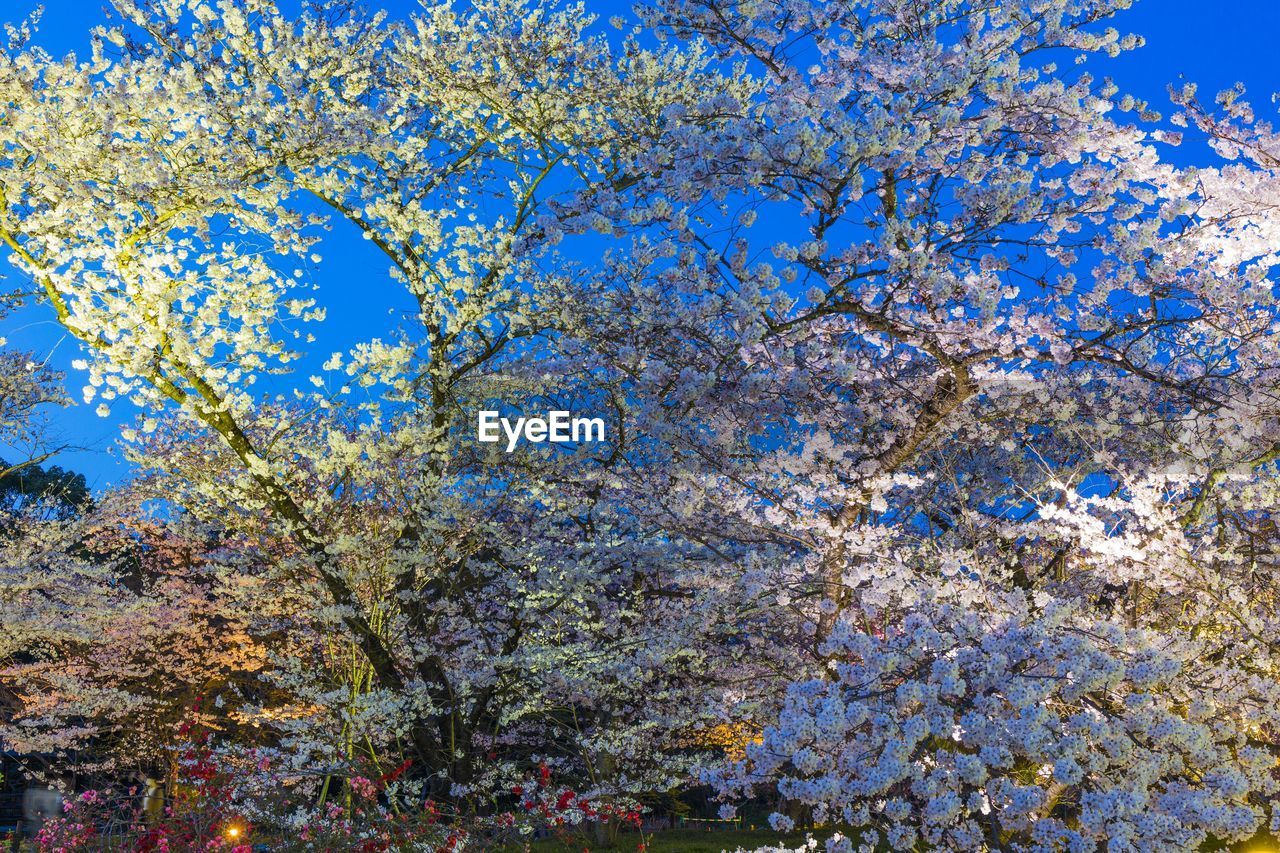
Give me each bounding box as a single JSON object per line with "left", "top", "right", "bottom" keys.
{"left": 5, "top": 0, "right": 1280, "bottom": 490}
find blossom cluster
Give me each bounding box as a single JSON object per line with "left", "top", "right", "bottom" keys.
{"left": 717, "top": 592, "right": 1277, "bottom": 852}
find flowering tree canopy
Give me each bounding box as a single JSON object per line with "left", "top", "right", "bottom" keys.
{"left": 2, "top": 0, "right": 1280, "bottom": 851}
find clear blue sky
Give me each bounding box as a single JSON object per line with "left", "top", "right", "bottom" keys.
{"left": 5, "top": 0, "right": 1279, "bottom": 490}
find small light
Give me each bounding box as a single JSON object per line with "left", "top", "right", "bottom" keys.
{"left": 226, "top": 826, "right": 241, "bottom": 839}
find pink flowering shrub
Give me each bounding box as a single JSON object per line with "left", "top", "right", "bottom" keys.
{"left": 36, "top": 724, "right": 648, "bottom": 853}
{"left": 36, "top": 727, "right": 248, "bottom": 852}
{"left": 510, "top": 761, "right": 646, "bottom": 848}
{"left": 35, "top": 717, "right": 464, "bottom": 852}
{"left": 34, "top": 767, "right": 463, "bottom": 853}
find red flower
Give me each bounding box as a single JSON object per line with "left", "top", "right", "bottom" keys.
{"left": 378, "top": 758, "right": 413, "bottom": 786}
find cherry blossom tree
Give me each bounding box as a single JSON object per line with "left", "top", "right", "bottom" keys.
{"left": 596, "top": 0, "right": 1280, "bottom": 848}
{"left": 4, "top": 0, "right": 1280, "bottom": 849}
{"left": 0, "top": 0, "right": 756, "bottom": 812}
